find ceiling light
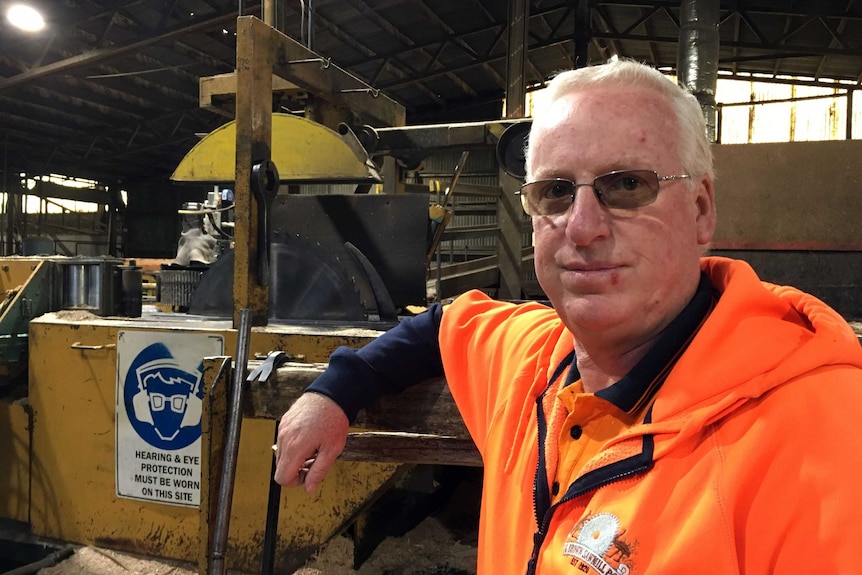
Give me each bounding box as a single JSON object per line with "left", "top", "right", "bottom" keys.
{"left": 7, "top": 4, "right": 45, "bottom": 32}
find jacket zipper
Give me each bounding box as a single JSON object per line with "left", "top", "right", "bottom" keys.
{"left": 527, "top": 351, "right": 656, "bottom": 575}
{"left": 524, "top": 461, "right": 653, "bottom": 575}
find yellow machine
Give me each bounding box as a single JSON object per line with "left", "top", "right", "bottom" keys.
{"left": 0, "top": 115, "right": 422, "bottom": 570}
{"left": 20, "top": 313, "right": 402, "bottom": 572}
{"left": 0, "top": 156, "right": 412, "bottom": 573}
{"left": 4, "top": 12, "right": 862, "bottom": 575}
{"left": 0, "top": 15, "right": 525, "bottom": 575}
{"left": 0, "top": 31, "right": 393, "bottom": 575}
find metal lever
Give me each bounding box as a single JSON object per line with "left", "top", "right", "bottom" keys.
{"left": 251, "top": 160, "right": 280, "bottom": 287}
{"left": 247, "top": 349, "right": 291, "bottom": 575}
{"left": 247, "top": 350, "right": 288, "bottom": 384}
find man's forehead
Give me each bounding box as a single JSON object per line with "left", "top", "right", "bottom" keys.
{"left": 542, "top": 85, "right": 667, "bottom": 114}
{"left": 532, "top": 88, "right": 675, "bottom": 140}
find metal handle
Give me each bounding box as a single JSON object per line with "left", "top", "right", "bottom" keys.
{"left": 251, "top": 160, "right": 280, "bottom": 287}
{"left": 70, "top": 342, "right": 116, "bottom": 350}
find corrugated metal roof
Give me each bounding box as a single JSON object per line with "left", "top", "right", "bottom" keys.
{"left": 1, "top": 0, "right": 861, "bottom": 186}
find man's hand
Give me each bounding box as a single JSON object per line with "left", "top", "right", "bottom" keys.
{"left": 273, "top": 392, "right": 348, "bottom": 493}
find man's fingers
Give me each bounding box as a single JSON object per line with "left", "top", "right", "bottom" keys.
{"left": 273, "top": 392, "right": 350, "bottom": 490}
{"left": 273, "top": 445, "right": 311, "bottom": 487}
{"left": 272, "top": 438, "right": 322, "bottom": 487}
{"left": 302, "top": 449, "right": 339, "bottom": 493}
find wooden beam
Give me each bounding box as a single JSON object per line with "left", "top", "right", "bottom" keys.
{"left": 204, "top": 17, "right": 405, "bottom": 128}
{"left": 233, "top": 16, "right": 273, "bottom": 327}
{"left": 200, "top": 72, "right": 302, "bottom": 118}
{"left": 243, "top": 361, "right": 481, "bottom": 467}
{"left": 342, "top": 432, "right": 481, "bottom": 467}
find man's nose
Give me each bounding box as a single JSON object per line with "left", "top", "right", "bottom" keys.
{"left": 564, "top": 183, "right": 610, "bottom": 245}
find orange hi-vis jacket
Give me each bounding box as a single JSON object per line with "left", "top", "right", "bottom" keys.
{"left": 438, "top": 257, "right": 862, "bottom": 574}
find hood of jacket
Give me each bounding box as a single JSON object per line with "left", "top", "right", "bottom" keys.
{"left": 621, "top": 256, "right": 862, "bottom": 456}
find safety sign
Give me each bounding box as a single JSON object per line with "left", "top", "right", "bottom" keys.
{"left": 115, "top": 330, "right": 224, "bottom": 507}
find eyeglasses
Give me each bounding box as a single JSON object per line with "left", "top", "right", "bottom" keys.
{"left": 148, "top": 392, "right": 188, "bottom": 413}
{"left": 516, "top": 169, "right": 691, "bottom": 216}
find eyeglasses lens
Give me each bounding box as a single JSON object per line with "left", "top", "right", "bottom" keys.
{"left": 594, "top": 170, "right": 659, "bottom": 209}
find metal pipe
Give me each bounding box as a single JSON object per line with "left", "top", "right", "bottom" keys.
{"left": 263, "top": 0, "right": 286, "bottom": 33}
{"left": 306, "top": 0, "right": 314, "bottom": 50}
{"left": 436, "top": 182, "right": 442, "bottom": 300}
{"left": 263, "top": 0, "right": 274, "bottom": 26}
{"left": 299, "top": 0, "right": 306, "bottom": 45}
{"left": 442, "top": 151, "right": 469, "bottom": 211}
{"left": 676, "top": 0, "right": 720, "bottom": 142}
{"left": 209, "top": 308, "right": 253, "bottom": 575}
{"left": 261, "top": 424, "right": 281, "bottom": 575}
{"left": 2, "top": 133, "right": 6, "bottom": 255}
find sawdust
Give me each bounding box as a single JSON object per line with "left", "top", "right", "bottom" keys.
{"left": 50, "top": 309, "right": 101, "bottom": 322}
{"left": 292, "top": 516, "right": 477, "bottom": 575}
{"left": 38, "top": 546, "right": 197, "bottom": 575}
{"left": 30, "top": 516, "right": 476, "bottom": 575}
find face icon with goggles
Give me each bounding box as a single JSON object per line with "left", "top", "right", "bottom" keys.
{"left": 131, "top": 359, "right": 202, "bottom": 442}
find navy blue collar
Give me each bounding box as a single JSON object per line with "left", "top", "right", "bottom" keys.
{"left": 564, "top": 272, "right": 717, "bottom": 414}
{"left": 532, "top": 273, "right": 717, "bottom": 529}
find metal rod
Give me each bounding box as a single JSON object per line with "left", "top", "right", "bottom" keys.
{"left": 306, "top": 0, "right": 314, "bottom": 50}
{"left": 261, "top": 424, "right": 281, "bottom": 575}
{"left": 339, "top": 88, "right": 380, "bottom": 97}
{"left": 285, "top": 57, "right": 330, "bottom": 67}
{"left": 435, "top": 184, "right": 442, "bottom": 301}
{"left": 299, "top": 0, "right": 306, "bottom": 45}
{"left": 210, "top": 308, "right": 253, "bottom": 575}
{"left": 283, "top": 56, "right": 381, "bottom": 98}
{"left": 2, "top": 133, "right": 6, "bottom": 255}
{"left": 441, "top": 151, "right": 469, "bottom": 210}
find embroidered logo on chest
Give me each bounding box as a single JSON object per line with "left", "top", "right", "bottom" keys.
{"left": 563, "top": 512, "right": 637, "bottom": 574}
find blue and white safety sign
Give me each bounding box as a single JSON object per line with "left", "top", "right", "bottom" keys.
{"left": 115, "top": 330, "right": 224, "bottom": 507}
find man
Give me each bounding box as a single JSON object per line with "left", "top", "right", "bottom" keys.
{"left": 274, "top": 59, "right": 862, "bottom": 573}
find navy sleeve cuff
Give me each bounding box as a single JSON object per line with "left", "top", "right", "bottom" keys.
{"left": 305, "top": 304, "right": 444, "bottom": 422}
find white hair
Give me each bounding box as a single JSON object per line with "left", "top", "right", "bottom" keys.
{"left": 525, "top": 59, "right": 714, "bottom": 183}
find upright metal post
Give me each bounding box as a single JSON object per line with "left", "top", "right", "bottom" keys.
{"left": 209, "top": 308, "right": 253, "bottom": 575}
{"left": 498, "top": 0, "right": 529, "bottom": 300}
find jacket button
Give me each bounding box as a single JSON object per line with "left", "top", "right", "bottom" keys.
{"left": 570, "top": 425, "right": 583, "bottom": 439}
{"left": 551, "top": 482, "right": 560, "bottom": 496}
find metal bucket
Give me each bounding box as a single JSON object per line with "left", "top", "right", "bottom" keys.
{"left": 57, "top": 257, "right": 122, "bottom": 316}
{"left": 117, "top": 261, "right": 143, "bottom": 317}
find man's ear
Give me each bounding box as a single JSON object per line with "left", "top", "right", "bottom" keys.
{"left": 695, "top": 176, "right": 717, "bottom": 246}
